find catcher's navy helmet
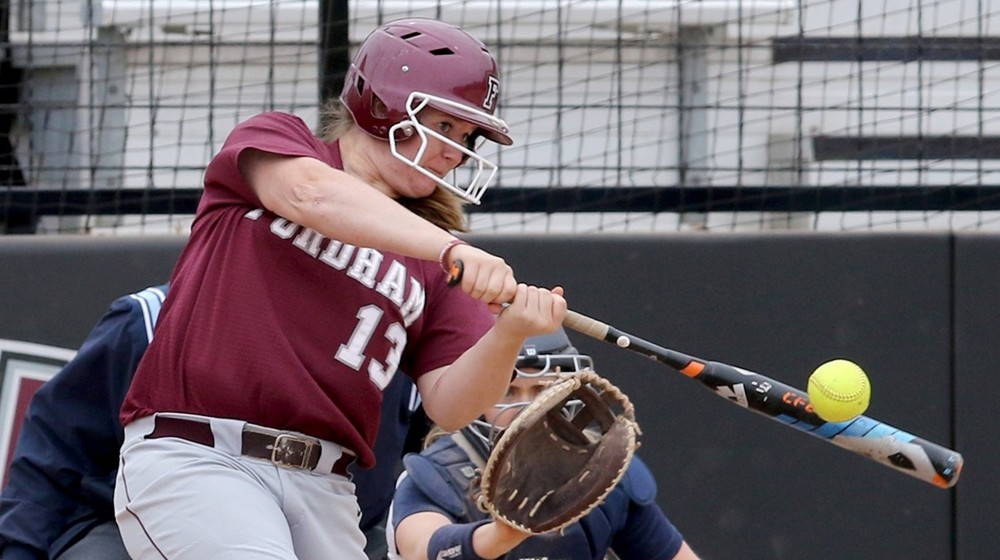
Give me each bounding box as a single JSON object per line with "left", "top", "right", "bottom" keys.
{"left": 465, "top": 328, "right": 594, "bottom": 449}
{"left": 514, "top": 327, "right": 593, "bottom": 378}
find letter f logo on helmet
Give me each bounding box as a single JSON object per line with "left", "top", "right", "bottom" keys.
{"left": 483, "top": 76, "right": 500, "bottom": 111}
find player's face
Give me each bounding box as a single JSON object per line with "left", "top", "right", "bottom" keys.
{"left": 381, "top": 107, "right": 478, "bottom": 199}
{"left": 482, "top": 373, "right": 549, "bottom": 429}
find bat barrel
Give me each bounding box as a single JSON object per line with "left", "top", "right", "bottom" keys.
{"left": 564, "top": 308, "right": 963, "bottom": 488}
{"left": 698, "top": 361, "right": 964, "bottom": 488}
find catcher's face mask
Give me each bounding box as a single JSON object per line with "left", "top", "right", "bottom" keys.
{"left": 483, "top": 376, "right": 547, "bottom": 429}
{"left": 513, "top": 353, "right": 594, "bottom": 378}
{"left": 470, "top": 355, "right": 594, "bottom": 448}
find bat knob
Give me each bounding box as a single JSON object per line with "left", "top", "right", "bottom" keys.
{"left": 447, "top": 259, "right": 464, "bottom": 287}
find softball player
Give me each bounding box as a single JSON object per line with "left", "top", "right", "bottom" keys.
{"left": 388, "top": 329, "right": 701, "bottom": 560}
{"left": 114, "top": 17, "right": 566, "bottom": 560}
{"left": 0, "top": 284, "right": 427, "bottom": 560}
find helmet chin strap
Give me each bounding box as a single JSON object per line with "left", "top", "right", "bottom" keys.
{"left": 387, "top": 92, "right": 502, "bottom": 205}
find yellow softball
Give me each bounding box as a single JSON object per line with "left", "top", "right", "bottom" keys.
{"left": 807, "top": 359, "right": 871, "bottom": 423}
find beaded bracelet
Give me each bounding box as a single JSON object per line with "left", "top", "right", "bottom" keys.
{"left": 438, "top": 239, "right": 468, "bottom": 273}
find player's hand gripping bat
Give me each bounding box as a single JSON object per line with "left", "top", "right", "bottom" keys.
{"left": 563, "top": 309, "right": 963, "bottom": 488}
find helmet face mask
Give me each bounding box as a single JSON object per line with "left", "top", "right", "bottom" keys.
{"left": 467, "top": 329, "right": 595, "bottom": 450}
{"left": 340, "top": 18, "right": 512, "bottom": 204}
{"left": 388, "top": 92, "right": 501, "bottom": 204}
{"left": 513, "top": 353, "right": 595, "bottom": 378}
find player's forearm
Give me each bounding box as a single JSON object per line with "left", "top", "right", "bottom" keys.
{"left": 420, "top": 327, "right": 523, "bottom": 431}
{"left": 248, "top": 154, "right": 457, "bottom": 260}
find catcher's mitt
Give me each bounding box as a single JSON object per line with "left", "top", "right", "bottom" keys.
{"left": 477, "top": 370, "right": 641, "bottom": 534}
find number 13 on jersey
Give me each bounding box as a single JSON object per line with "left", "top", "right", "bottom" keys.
{"left": 335, "top": 304, "right": 406, "bottom": 390}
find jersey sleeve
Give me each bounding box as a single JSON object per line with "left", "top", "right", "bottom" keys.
{"left": 201, "top": 112, "right": 332, "bottom": 211}
{"left": 607, "top": 459, "right": 686, "bottom": 560}
{"left": 403, "top": 272, "right": 495, "bottom": 378}
{"left": 0, "top": 285, "right": 166, "bottom": 557}
{"left": 390, "top": 471, "right": 458, "bottom": 527}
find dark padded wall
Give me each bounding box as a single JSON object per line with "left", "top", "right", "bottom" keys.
{"left": 953, "top": 234, "right": 1000, "bottom": 558}
{"left": 0, "top": 233, "right": 972, "bottom": 558}
{"left": 0, "top": 236, "right": 183, "bottom": 348}
{"left": 474, "top": 233, "right": 955, "bottom": 560}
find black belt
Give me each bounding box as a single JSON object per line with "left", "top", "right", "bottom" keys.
{"left": 146, "top": 415, "right": 354, "bottom": 476}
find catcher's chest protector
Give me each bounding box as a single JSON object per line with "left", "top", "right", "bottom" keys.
{"left": 403, "top": 435, "right": 482, "bottom": 520}
{"left": 406, "top": 434, "right": 618, "bottom": 560}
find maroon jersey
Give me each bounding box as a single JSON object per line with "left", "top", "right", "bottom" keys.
{"left": 120, "top": 112, "right": 494, "bottom": 467}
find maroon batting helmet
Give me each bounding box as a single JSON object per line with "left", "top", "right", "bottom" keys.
{"left": 340, "top": 18, "right": 512, "bottom": 146}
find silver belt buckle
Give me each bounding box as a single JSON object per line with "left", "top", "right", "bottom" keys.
{"left": 270, "top": 433, "right": 318, "bottom": 469}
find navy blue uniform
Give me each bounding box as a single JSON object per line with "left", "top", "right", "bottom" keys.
{"left": 389, "top": 428, "right": 685, "bottom": 560}
{"left": 0, "top": 285, "right": 421, "bottom": 559}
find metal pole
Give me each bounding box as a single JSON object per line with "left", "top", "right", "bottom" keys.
{"left": 318, "top": 0, "right": 350, "bottom": 130}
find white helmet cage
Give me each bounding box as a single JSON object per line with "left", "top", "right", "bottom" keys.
{"left": 468, "top": 328, "right": 595, "bottom": 449}
{"left": 389, "top": 92, "right": 506, "bottom": 205}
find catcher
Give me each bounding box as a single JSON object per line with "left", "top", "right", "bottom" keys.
{"left": 387, "top": 328, "right": 700, "bottom": 560}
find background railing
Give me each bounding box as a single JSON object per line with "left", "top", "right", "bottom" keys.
{"left": 4, "top": 0, "right": 1000, "bottom": 234}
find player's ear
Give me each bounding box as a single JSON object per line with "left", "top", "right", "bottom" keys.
{"left": 371, "top": 95, "right": 388, "bottom": 119}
